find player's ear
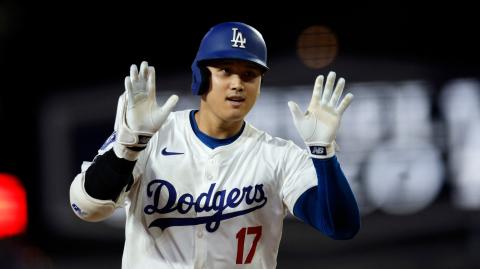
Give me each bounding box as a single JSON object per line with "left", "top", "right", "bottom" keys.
{"left": 201, "top": 76, "right": 213, "bottom": 101}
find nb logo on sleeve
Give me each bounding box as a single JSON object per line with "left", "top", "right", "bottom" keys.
{"left": 231, "top": 28, "right": 246, "bottom": 48}
{"left": 309, "top": 146, "right": 327, "bottom": 156}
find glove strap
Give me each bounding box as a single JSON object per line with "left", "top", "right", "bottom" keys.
{"left": 113, "top": 143, "right": 143, "bottom": 161}
{"left": 306, "top": 142, "right": 335, "bottom": 159}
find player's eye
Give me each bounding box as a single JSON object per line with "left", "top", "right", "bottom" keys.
{"left": 242, "top": 71, "right": 259, "bottom": 81}
{"left": 221, "top": 67, "right": 232, "bottom": 75}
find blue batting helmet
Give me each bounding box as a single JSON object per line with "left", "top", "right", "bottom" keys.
{"left": 191, "top": 22, "right": 269, "bottom": 95}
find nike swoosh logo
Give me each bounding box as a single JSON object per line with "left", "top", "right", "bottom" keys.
{"left": 161, "top": 147, "right": 184, "bottom": 156}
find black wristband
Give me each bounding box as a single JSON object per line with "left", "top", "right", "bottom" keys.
{"left": 102, "top": 148, "right": 137, "bottom": 174}
{"left": 85, "top": 148, "right": 136, "bottom": 201}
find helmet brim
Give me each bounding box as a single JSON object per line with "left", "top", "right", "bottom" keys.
{"left": 197, "top": 50, "right": 269, "bottom": 72}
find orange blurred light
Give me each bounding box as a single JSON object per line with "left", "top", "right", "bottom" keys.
{"left": 297, "top": 25, "right": 338, "bottom": 69}
{"left": 0, "top": 173, "right": 27, "bottom": 238}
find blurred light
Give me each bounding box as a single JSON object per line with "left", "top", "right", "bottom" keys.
{"left": 365, "top": 141, "right": 443, "bottom": 215}
{"left": 440, "top": 79, "right": 480, "bottom": 209}
{"left": 363, "top": 82, "right": 443, "bottom": 214}
{"left": 0, "top": 173, "right": 27, "bottom": 238}
{"left": 296, "top": 25, "right": 338, "bottom": 69}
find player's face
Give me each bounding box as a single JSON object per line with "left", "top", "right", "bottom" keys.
{"left": 202, "top": 60, "right": 263, "bottom": 123}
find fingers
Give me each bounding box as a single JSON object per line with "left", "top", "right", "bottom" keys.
{"left": 125, "top": 76, "right": 134, "bottom": 107}
{"left": 114, "top": 93, "right": 124, "bottom": 132}
{"left": 130, "top": 64, "right": 139, "bottom": 82}
{"left": 316, "top": 71, "right": 349, "bottom": 110}
{"left": 139, "top": 61, "right": 149, "bottom": 80}
{"left": 321, "top": 71, "right": 336, "bottom": 104}
{"left": 309, "top": 75, "right": 324, "bottom": 108}
{"left": 126, "top": 61, "right": 157, "bottom": 105}
{"left": 288, "top": 101, "right": 304, "bottom": 121}
{"left": 131, "top": 61, "right": 150, "bottom": 83}
{"left": 162, "top": 95, "right": 179, "bottom": 113}
{"left": 329, "top": 77, "right": 345, "bottom": 107}
{"left": 152, "top": 95, "right": 179, "bottom": 129}
{"left": 147, "top": 66, "right": 156, "bottom": 99}
{"left": 336, "top": 93, "right": 354, "bottom": 115}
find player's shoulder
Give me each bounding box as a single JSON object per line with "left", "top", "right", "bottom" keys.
{"left": 160, "top": 109, "right": 191, "bottom": 128}
{"left": 245, "top": 124, "right": 310, "bottom": 163}
{"left": 245, "top": 123, "right": 299, "bottom": 149}
{"left": 168, "top": 109, "right": 190, "bottom": 121}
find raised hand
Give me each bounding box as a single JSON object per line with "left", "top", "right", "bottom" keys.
{"left": 288, "top": 71, "right": 353, "bottom": 158}
{"left": 114, "top": 61, "right": 179, "bottom": 160}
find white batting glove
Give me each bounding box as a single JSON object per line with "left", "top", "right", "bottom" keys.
{"left": 113, "top": 61, "right": 179, "bottom": 161}
{"left": 288, "top": 71, "right": 353, "bottom": 159}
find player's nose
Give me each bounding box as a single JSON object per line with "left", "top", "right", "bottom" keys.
{"left": 229, "top": 74, "right": 244, "bottom": 92}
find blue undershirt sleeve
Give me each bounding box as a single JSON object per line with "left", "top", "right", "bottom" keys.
{"left": 293, "top": 156, "right": 360, "bottom": 239}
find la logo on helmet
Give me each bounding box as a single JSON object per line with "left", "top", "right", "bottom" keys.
{"left": 231, "top": 28, "right": 246, "bottom": 48}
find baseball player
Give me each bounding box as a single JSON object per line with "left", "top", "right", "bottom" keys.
{"left": 70, "top": 22, "right": 360, "bottom": 268}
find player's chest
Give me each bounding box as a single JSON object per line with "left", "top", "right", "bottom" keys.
{"left": 139, "top": 146, "right": 280, "bottom": 225}
{"left": 147, "top": 141, "right": 279, "bottom": 190}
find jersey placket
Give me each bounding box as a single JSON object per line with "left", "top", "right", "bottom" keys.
{"left": 194, "top": 152, "right": 220, "bottom": 269}
{"left": 193, "top": 223, "right": 206, "bottom": 269}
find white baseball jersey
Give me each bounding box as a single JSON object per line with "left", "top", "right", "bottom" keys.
{"left": 82, "top": 110, "right": 318, "bottom": 269}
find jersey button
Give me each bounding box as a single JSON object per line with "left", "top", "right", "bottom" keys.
{"left": 197, "top": 230, "right": 203, "bottom": 238}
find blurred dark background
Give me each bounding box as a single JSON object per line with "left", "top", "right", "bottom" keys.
{"left": 1, "top": 1, "right": 480, "bottom": 268}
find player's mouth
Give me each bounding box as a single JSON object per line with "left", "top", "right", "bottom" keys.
{"left": 226, "top": 95, "right": 246, "bottom": 107}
